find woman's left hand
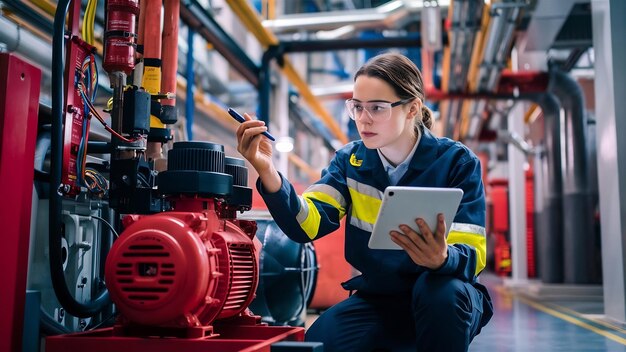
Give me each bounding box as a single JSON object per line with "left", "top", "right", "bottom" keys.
{"left": 389, "top": 213, "right": 448, "bottom": 270}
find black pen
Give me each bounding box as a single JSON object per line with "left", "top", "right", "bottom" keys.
{"left": 227, "top": 108, "right": 276, "bottom": 141}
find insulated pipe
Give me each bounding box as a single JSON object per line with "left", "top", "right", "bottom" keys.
{"left": 530, "top": 93, "right": 564, "bottom": 283}
{"left": 548, "top": 69, "right": 597, "bottom": 284}
{"left": 160, "top": 0, "right": 180, "bottom": 124}
{"left": 0, "top": 15, "right": 52, "bottom": 69}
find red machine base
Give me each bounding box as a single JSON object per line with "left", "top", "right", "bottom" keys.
{"left": 46, "top": 325, "right": 304, "bottom": 352}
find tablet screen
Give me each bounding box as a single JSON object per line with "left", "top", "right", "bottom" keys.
{"left": 368, "top": 186, "right": 463, "bottom": 250}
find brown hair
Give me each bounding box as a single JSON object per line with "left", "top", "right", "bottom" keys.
{"left": 354, "top": 52, "right": 433, "bottom": 129}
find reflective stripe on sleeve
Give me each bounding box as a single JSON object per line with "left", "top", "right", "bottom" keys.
{"left": 302, "top": 184, "right": 347, "bottom": 218}
{"left": 295, "top": 184, "right": 347, "bottom": 240}
{"left": 296, "top": 196, "right": 322, "bottom": 240}
{"left": 448, "top": 222, "right": 487, "bottom": 276}
{"left": 346, "top": 178, "right": 383, "bottom": 231}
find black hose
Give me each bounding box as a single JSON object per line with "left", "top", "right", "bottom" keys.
{"left": 51, "top": 0, "right": 110, "bottom": 318}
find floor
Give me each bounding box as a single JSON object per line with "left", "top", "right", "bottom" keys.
{"left": 306, "top": 273, "right": 626, "bottom": 351}
{"left": 470, "top": 274, "right": 626, "bottom": 351}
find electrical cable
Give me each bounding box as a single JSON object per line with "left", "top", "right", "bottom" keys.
{"left": 91, "top": 215, "right": 119, "bottom": 238}
{"left": 51, "top": 0, "right": 110, "bottom": 318}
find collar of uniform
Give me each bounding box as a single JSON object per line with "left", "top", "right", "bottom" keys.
{"left": 408, "top": 125, "right": 438, "bottom": 171}
{"left": 352, "top": 142, "right": 382, "bottom": 171}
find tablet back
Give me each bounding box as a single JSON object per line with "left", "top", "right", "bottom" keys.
{"left": 368, "top": 186, "right": 463, "bottom": 250}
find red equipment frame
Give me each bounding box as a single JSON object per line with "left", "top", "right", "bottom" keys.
{"left": 0, "top": 53, "right": 42, "bottom": 352}
{"left": 46, "top": 324, "right": 304, "bottom": 352}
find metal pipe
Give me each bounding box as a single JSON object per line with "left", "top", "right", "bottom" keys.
{"left": 186, "top": 28, "right": 195, "bottom": 140}
{"left": 533, "top": 93, "right": 564, "bottom": 283}
{"left": 262, "top": 0, "right": 450, "bottom": 33}
{"left": 549, "top": 69, "right": 597, "bottom": 284}
{"left": 226, "top": 0, "right": 348, "bottom": 145}
{"left": 180, "top": 0, "right": 260, "bottom": 87}
{"left": 279, "top": 33, "right": 437, "bottom": 53}
{"left": 0, "top": 15, "right": 52, "bottom": 69}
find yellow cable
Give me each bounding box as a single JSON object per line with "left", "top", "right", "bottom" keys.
{"left": 81, "top": 1, "right": 89, "bottom": 42}
{"left": 88, "top": 0, "right": 97, "bottom": 44}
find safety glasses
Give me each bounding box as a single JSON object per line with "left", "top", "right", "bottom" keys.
{"left": 345, "top": 98, "right": 413, "bottom": 122}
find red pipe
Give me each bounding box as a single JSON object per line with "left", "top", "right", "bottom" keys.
{"left": 142, "top": 0, "right": 162, "bottom": 63}
{"left": 161, "top": 0, "right": 180, "bottom": 114}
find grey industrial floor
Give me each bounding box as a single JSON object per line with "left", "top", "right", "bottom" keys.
{"left": 471, "top": 274, "right": 626, "bottom": 351}
{"left": 306, "top": 273, "right": 626, "bottom": 351}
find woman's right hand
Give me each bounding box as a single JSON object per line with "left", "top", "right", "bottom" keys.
{"left": 236, "top": 113, "right": 273, "bottom": 173}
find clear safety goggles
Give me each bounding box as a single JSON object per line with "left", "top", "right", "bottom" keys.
{"left": 345, "top": 98, "right": 413, "bottom": 122}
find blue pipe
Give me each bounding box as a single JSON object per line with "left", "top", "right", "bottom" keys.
{"left": 186, "top": 28, "right": 195, "bottom": 140}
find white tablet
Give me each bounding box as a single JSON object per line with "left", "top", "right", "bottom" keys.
{"left": 368, "top": 186, "right": 464, "bottom": 250}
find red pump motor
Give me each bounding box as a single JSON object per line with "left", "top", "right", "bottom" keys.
{"left": 105, "top": 142, "right": 260, "bottom": 335}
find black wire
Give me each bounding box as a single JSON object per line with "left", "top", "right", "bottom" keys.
{"left": 51, "top": 0, "right": 110, "bottom": 318}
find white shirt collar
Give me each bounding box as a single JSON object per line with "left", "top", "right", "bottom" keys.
{"left": 377, "top": 129, "right": 421, "bottom": 171}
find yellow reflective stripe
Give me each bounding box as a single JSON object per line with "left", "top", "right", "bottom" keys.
{"left": 346, "top": 178, "right": 383, "bottom": 199}
{"left": 348, "top": 187, "right": 382, "bottom": 226}
{"left": 303, "top": 184, "right": 347, "bottom": 218}
{"left": 447, "top": 226, "right": 487, "bottom": 276}
{"left": 297, "top": 197, "right": 322, "bottom": 240}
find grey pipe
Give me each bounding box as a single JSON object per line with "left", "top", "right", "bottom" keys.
{"left": 0, "top": 15, "right": 51, "bottom": 69}
{"left": 527, "top": 93, "right": 564, "bottom": 283}
{"left": 549, "top": 69, "right": 597, "bottom": 284}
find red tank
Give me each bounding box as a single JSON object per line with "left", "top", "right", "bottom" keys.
{"left": 103, "top": 0, "right": 139, "bottom": 74}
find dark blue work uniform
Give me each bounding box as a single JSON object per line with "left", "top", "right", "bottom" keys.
{"left": 258, "top": 127, "right": 493, "bottom": 351}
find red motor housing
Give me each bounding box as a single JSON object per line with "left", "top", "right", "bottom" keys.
{"left": 105, "top": 205, "right": 259, "bottom": 327}
{"left": 103, "top": 0, "right": 139, "bottom": 74}
{"left": 105, "top": 142, "right": 259, "bottom": 330}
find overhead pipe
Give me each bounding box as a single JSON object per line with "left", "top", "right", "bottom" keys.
{"left": 1, "top": 0, "right": 53, "bottom": 34}
{"left": 180, "top": 0, "right": 260, "bottom": 87}
{"left": 548, "top": 69, "right": 597, "bottom": 284}
{"left": 262, "top": 0, "right": 450, "bottom": 33}
{"left": 225, "top": 0, "right": 347, "bottom": 145}
{"left": 0, "top": 15, "right": 52, "bottom": 70}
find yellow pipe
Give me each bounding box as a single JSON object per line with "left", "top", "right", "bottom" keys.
{"left": 267, "top": 0, "right": 275, "bottom": 20}
{"left": 466, "top": 2, "right": 492, "bottom": 93}
{"left": 282, "top": 61, "right": 347, "bottom": 144}
{"left": 29, "top": 0, "right": 56, "bottom": 17}
{"left": 288, "top": 153, "right": 320, "bottom": 183}
{"left": 524, "top": 104, "right": 540, "bottom": 124}
{"left": 225, "top": 0, "right": 278, "bottom": 46}
{"left": 224, "top": 0, "right": 348, "bottom": 145}
{"left": 459, "top": 2, "right": 492, "bottom": 139}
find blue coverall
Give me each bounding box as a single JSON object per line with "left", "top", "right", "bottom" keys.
{"left": 258, "top": 127, "right": 493, "bottom": 352}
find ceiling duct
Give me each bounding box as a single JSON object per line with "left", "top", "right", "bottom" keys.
{"left": 263, "top": 0, "right": 450, "bottom": 34}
